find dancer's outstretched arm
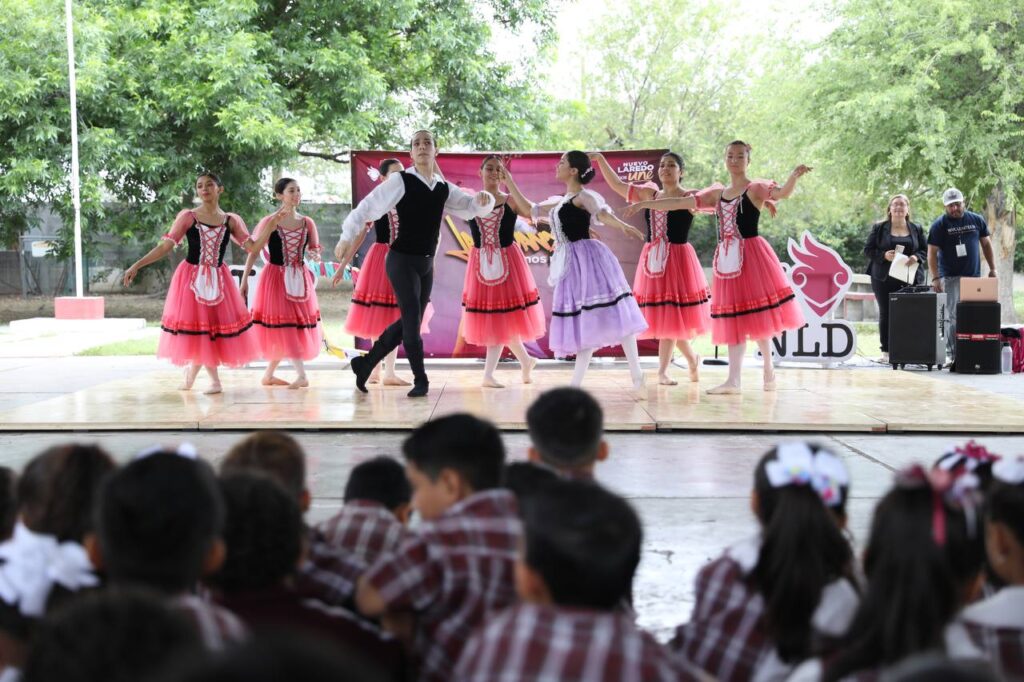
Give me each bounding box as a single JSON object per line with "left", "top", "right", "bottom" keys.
{"left": 588, "top": 153, "right": 632, "bottom": 200}
{"left": 577, "top": 191, "right": 644, "bottom": 241}
{"left": 622, "top": 194, "right": 697, "bottom": 218}
{"left": 123, "top": 209, "right": 193, "bottom": 286}
{"left": 766, "top": 165, "right": 813, "bottom": 201}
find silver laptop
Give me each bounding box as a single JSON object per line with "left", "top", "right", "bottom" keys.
{"left": 960, "top": 276, "right": 998, "bottom": 302}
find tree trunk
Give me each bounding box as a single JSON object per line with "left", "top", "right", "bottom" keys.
{"left": 984, "top": 184, "right": 1017, "bottom": 324}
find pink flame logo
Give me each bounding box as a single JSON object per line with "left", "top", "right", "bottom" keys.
{"left": 786, "top": 232, "right": 852, "bottom": 318}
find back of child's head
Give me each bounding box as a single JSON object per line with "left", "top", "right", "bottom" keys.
{"left": 160, "top": 633, "right": 391, "bottom": 682}
{"left": 222, "top": 431, "right": 307, "bottom": 502}
{"left": 502, "top": 461, "right": 559, "bottom": 501}
{"left": 402, "top": 413, "right": 505, "bottom": 491}
{"left": 986, "top": 457, "right": 1024, "bottom": 582}
{"left": 825, "top": 465, "right": 985, "bottom": 682}
{"left": 343, "top": 456, "right": 411, "bottom": 510}
{"left": 526, "top": 387, "right": 604, "bottom": 471}
{"left": 96, "top": 452, "right": 224, "bottom": 594}
{"left": 751, "top": 442, "right": 854, "bottom": 663}
{"left": 0, "top": 466, "right": 17, "bottom": 541}
{"left": 209, "top": 472, "right": 303, "bottom": 594}
{"left": 520, "top": 479, "right": 640, "bottom": 610}
{"left": 19, "top": 444, "right": 115, "bottom": 543}
{"left": 22, "top": 588, "right": 201, "bottom": 682}
{"left": 933, "top": 440, "right": 1000, "bottom": 491}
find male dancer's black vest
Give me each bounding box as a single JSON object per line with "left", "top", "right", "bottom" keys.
{"left": 390, "top": 172, "right": 451, "bottom": 257}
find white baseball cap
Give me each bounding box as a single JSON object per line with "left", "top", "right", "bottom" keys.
{"left": 942, "top": 188, "right": 965, "bottom": 205}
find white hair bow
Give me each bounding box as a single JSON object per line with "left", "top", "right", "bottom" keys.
{"left": 765, "top": 442, "right": 850, "bottom": 507}
{"left": 0, "top": 523, "right": 99, "bottom": 617}
{"left": 993, "top": 456, "right": 1024, "bottom": 485}
{"left": 134, "top": 442, "right": 198, "bottom": 460}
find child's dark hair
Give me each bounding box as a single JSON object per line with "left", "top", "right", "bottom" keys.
{"left": 19, "top": 444, "right": 115, "bottom": 543}
{"left": 565, "top": 151, "right": 596, "bottom": 184}
{"left": 751, "top": 443, "right": 855, "bottom": 663}
{"left": 197, "top": 172, "right": 224, "bottom": 187}
{"left": 96, "top": 453, "right": 225, "bottom": 594}
{"left": 378, "top": 158, "right": 402, "bottom": 176}
{"left": 0, "top": 466, "right": 18, "bottom": 541}
{"left": 343, "top": 456, "right": 411, "bottom": 510}
{"left": 933, "top": 441, "right": 1000, "bottom": 491}
{"left": 402, "top": 413, "right": 505, "bottom": 491}
{"left": 520, "top": 479, "right": 640, "bottom": 609}
{"left": 824, "top": 467, "right": 985, "bottom": 682}
{"left": 660, "top": 152, "right": 685, "bottom": 171}
{"left": 22, "top": 588, "right": 201, "bottom": 682}
{"left": 526, "top": 387, "right": 604, "bottom": 470}
{"left": 209, "top": 473, "right": 303, "bottom": 593}
{"left": 987, "top": 462, "right": 1024, "bottom": 548}
{"left": 273, "top": 177, "right": 298, "bottom": 196}
{"left": 222, "top": 431, "right": 307, "bottom": 503}
{"left": 502, "top": 461, "right": 559, "bottom": 501}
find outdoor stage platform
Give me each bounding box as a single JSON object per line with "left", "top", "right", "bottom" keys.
{"left": 1, "top": 360, "right": 1021, "bottom": 433}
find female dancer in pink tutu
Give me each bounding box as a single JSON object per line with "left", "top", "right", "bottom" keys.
{"left": 459, "top": 156, "right": 546, "bottom": 388}
{"left": 123, "top": 172, "right": 260, "bottom": 394}
{"left": 626, "top": 141, "right": 809, "bottom": 394}
{"left": 503, "top": 151, "right": 649, "bottom": 394}
{"left": 333, "top": 159, "right": 411, "bottom": 386}
{"left": 239, "top": 177, "right": 323, "bottom": 389}
{"left": 591, "top": 151, "right": 710, "bottom": 385}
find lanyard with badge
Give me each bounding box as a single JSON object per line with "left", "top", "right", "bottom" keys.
{"left": 950, "top": 216, "right": 968, "bottom": 258}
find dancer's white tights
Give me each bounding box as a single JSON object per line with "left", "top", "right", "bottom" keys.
{"left": 570, "top": 335, "right": 643, "bottom": 387}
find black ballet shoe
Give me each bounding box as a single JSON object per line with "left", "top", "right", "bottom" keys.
{"left": 351, "top": 356, "right": 371, "bottom": 393}
{"left": 407, "top": 381, "right": 429, "bottom": 398}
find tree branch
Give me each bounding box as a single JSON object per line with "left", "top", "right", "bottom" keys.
{"left": 298, "top": 149, "right": 351, "bottom": 164}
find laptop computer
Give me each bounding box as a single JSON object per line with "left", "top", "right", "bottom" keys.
{"left": 960, "top": 276, "right": 998, "bottom": 302}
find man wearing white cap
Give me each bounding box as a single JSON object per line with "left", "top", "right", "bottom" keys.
{"left": 927, "top": 187, "right": 997, "bottom": 366}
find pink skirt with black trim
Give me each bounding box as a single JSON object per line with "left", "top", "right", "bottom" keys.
{"left": 251, "top": 264, "right": 322, "bottom": 361}
{"left": 157, "top": 262, "right": 259, "bottom": 367}
{"left": 633, "top": 242, "right": 711, "bottom": 341}
{"left": 461, "top": 245, "right": 546, "bottom": 347}
{"left": 345, "top": 243, "right": 399, "bottom": 339}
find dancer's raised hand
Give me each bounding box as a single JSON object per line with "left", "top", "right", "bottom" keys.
{"left": 791, "top": 164, "right": 813, "bottom": 178}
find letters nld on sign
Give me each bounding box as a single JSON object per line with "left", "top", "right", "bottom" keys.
{"left": 772, "top": 232, "right": 858, "bottom": 364}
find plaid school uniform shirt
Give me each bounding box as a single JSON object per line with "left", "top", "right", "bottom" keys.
{"left": 960, "top": 586, "right": 1024, "bottom": 681}
{"left": 171, "top": 593, "right": 248, "bottom": 650}
{"left": 363, "top": 489, "right": 521, "bottom": 682}
{"left": 296, "top": 527, "right": 368, "bottom": 607}
{"left": 454, "top": 602, "right": 704, "bottom": 682}
{"left": 315, "top": 499, "right": 410, "bottom": 568}
{"left": 670, "top": 536, "right": 859, "bottom": 682}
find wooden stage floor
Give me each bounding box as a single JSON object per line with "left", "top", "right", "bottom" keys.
{"left": 1, "top": 361, "right": 1021, "bottom": 433}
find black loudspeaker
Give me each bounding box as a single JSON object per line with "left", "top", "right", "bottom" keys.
{"left": 889, "top": 292, "right": 946, "bottom": 370}
{"left": 955, "top": 301, "right": 1001, "bottom": 374}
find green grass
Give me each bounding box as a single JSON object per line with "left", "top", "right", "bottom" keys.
{"left": 77, "top": 337, "right": 159, "bottom": 356}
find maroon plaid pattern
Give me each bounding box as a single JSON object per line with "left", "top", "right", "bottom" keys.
{"left": 364, "top": 490, "right": 521, "bottom": 682}
{"left": 296, "top": 528, "right": 367, "bottom": 607}
{"left": 171, "top": 594, "right": 247, "bottom": 650}
{"left": 960, "top": 589, "right": 1024, "bottom": 681}
{"left": 454, "top": 603, "right": 702, "bottom": 681}
{"left": 316, "top": 500, "right": 410, "bottom": 567}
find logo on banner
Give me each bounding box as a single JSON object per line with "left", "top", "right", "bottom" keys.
{"left": 772, "top": 232, "right": 857, "bottom": 363}
{"left": 615, "top": 161, "right": 656, "bottom": 183}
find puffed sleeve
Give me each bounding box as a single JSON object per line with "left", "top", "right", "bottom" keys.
{"left": 444, "top": 184, "right": 496, "bottom": 220}
{"left": 225, "top": 213, "right": 251, "bottom": 244}
{"left": 747, "top": 180, "right": 781, "bottom": 218}
{"left": 626, "top": 181, "right": 659, "bottom": 204}
{"left": 575, "top": 188, "right": 613, "bottom": 220}
{"left": 693, "top": 183, "right": 725, "bottom": 214}
{"left": 161, "top": 210, "right": 194, "bottom": 245}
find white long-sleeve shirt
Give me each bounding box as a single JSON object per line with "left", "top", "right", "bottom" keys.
{"left": 338, "top": 168, "right": 495, "bottom": 247}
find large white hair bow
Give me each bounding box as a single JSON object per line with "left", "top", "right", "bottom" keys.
{"left": 993, "top": 456, "right": 1024, "bottom": 485}
{"left": 0, "top": 523, "right": 99, "bottom": 617}
{"left": 765, "top": 442, "right": 850, "bottom": 508}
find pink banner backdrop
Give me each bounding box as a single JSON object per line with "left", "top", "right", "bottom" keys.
{"left": 350, "top": 149, "right": 668, "bottom": 358}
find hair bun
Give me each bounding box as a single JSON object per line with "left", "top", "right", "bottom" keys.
{"left": 580, "top": 167, "right": 596, "bottom": 184}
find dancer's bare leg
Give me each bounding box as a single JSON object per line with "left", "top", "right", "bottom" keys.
{"left": 482, "top": 346, "right": 505, "bottom": 388}
{"left": 676, "top": 339, "right": 700, "bottom": 382}
{"left": 756, "top": 338, "right": 776, "bottom": 391}
{"left": 288, "top": 359, "right": 309, "bottom": 389}
{"left": 622, "top": 334, "right": 647, "bottom": 399}
{"left": 261, "top": 360, "right": 288, "bottom": 386}
{"left": 507, "top": 340, "right": 536, "bottom": 384}
{"left": 203, "top": 365, "right": 222, "bottom": 395}
{"left": 570, "top": 348, "right": 595, "bottom": 387}
{"left": 381, "top": 348, "right": 410, "bottom": 386}
{"left": 180, "top": 363, "right": 201, "bottom": 390}
{"left": 657, "top": 339, "right": 678, "bottom": 385}
{"left": 707, "top": 343, "right": 745, "bottom": 395}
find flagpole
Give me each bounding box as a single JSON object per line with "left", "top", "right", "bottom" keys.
{"left": 64, "top": 0, "right": 83, "bottom": 297}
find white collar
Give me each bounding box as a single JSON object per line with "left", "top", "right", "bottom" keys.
{"left": 406, "top": 167, "right": 444, "bottom": 190}
{"left": 961, "top": 586, "right": 1024, "bottom": 629}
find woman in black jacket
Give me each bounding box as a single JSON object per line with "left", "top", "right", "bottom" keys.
{"left": 863, "top": 194, "right": 927, "bottom": 361}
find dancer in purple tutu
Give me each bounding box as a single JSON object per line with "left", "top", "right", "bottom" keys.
{"left": 502, "top": 152, "right": 649, "bottom": 395}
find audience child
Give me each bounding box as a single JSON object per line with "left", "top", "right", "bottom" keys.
{"left": 525, "top": 387, "right": 608, "bottom": 480}
{"left": 21, "top": 589, "right": 201, "bottom": 682}
{"left": 958, "top": 456, "right": 1024, "bottom": 680}
{"left": 672, "top": 442, "right": 859, "bottom": 681}
{"left": 356, "top": 414, "right": 520, "bottom": 682}
{"left": 91, "top": 451, "right": 247, "bottom": 650}
{"left": 0, "top": 468, "right": 17, "bottom": 542}
{"left": 456, "top": 478, "right": 702, "bottom": 681}
{"left": 502, "top": 461, "right": 559, "bottom": 501}
{"left": 316, "top": 456, "right": 411, "bottom": 567}
{"left": 209, "top": 473, "right": 405, "bottom": 680}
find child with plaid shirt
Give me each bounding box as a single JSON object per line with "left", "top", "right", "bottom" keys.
{"left": 356, "top": 414, "right": 520, "bottom": 682}
{"left": 455, "top": 478, "right": 702, "bottom": 681}
{"left": 525, "top": 387, "right": 608, "bottom": 480}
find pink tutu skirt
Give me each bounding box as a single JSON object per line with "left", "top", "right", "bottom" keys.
{"left": 157, "top": 262, "right": 259, "bottom": 367}
{"left": 345, "top": 243, "right": 399, "bottom": 339}
{"left": 251, "top": 264, "right": 322, "bottom": 361}
{"left": 633, "top": 242, "right": 711, "bottom": 341}
{"left": 710, "top": 236, "right": 805, "bottom": 345}
{"left": 461, "top": 245, "right": 546, "bottom": 347}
